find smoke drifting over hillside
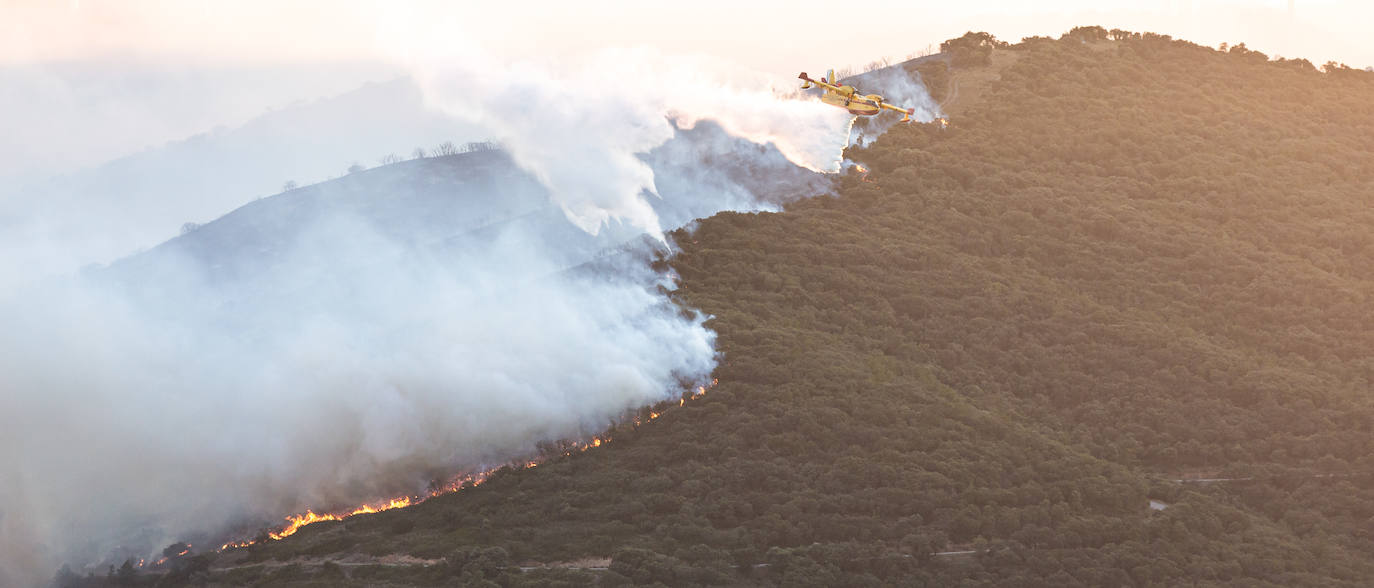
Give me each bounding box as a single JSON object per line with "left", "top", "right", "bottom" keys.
{"left": 412, "top": 49, "right": 855, "bottom": 237}
{"left": 0, "top": 49, "right": 925, "bottom": 585}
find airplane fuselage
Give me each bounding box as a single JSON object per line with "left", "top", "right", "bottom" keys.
{"left": 819, "top": 87, "right": 884, "bottom": 116}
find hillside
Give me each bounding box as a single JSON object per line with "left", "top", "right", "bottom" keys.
{"left": 72, "top": 29, "right": 1374, "bottom": 587}
{"left": 17, "top": 118, "right": 826, "bottom": 588}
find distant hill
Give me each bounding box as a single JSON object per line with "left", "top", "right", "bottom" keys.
{"left": 0, "top": 60, "right": 403, "bottom": 183}
{"left": 0, "top": 77, "right": 482, "bottom": 283}
{"left": 69, "top": 28, "right": 1374, "bottom": 587}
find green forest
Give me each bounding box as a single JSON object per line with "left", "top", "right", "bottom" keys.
{"left": 75, "top": 27, "right": 1374, "bottom": 587}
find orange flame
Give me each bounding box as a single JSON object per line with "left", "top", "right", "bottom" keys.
{"left": 269, "top": 510, "right": 340, "bottom": 541}
{"left": 853, "top": 164, "right": 875, "bottom": 183}
{"left": 217, "top": 378, "right": 720, "bottom": 551}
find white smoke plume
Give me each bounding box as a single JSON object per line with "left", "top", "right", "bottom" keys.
{"left": 0, "top": 43, "right": 927, "bottom": 587}
{"left": 410, "top": 48, "right": 854, "bottom": 237}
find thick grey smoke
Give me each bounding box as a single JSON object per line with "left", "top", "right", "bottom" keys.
{"left": 0, "top": 49, "right": 923, "bottom": 586}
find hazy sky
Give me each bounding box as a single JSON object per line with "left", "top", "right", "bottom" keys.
{"left": 3, "top": 1, "right": 1369, "bottom": 182}
{"left": 5, "top": 0, "right": 1371, "bottom": 70}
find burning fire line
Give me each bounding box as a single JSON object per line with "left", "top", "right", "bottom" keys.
{"left": 217, "top": 379, "right": 718, "bottom": 552}
{"left": 144, "top": 546, "right": 190, "bottom": 569}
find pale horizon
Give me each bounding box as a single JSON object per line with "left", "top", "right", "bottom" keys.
{"left": 5, "top": 1, "right": 1371, "bottom": 72}
{"left": 5, "top": 1, "right": 1369, "bottom": 183}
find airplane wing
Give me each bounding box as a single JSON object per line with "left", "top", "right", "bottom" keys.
{"left": 798, "top": 72, "right": 843, "bottom": 93}
{"left": 878, "top": 101, "right": 916, "bottom": 122}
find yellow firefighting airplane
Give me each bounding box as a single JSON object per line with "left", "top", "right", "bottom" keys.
{"left": 799, "top": 69, "right": 915, "bottom": 122}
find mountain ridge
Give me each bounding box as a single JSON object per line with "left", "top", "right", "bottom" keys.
{"left": 56, "top": 28, "right": 1374, "bottom": 587}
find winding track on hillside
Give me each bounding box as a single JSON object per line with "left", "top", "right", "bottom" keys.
{"left": 939, "top": 75, "right": 960, "bottom": 111}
